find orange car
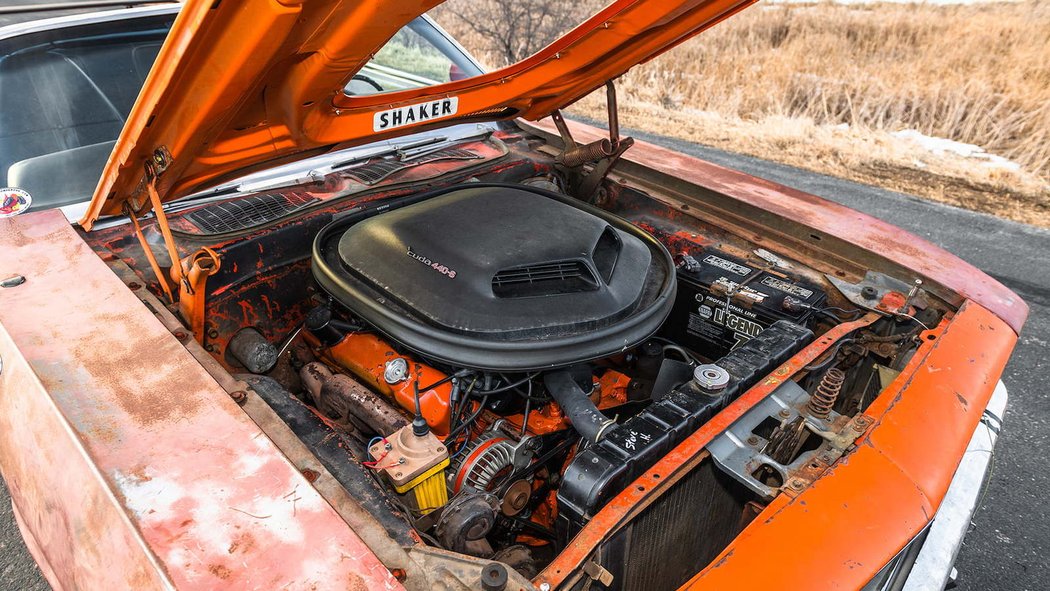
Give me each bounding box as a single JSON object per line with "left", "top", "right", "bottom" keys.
{"left": 0, "top": 1, "right": 1024, "bottom": 590}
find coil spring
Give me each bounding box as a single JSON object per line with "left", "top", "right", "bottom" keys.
{"left": 807, "top": 367, "right": 846, "bottom": 419}
{"left": 558, "top": 139, "right": 615, "bottom": 168}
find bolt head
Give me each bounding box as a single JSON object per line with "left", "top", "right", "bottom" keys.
{"left": 779, "top": 409, "right": 791, "bottom": 418}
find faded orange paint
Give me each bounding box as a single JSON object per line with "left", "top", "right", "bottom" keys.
{"left": 681, "top": 302, "right": 1014, "bottom": 590}
{"left": 533, "top": 118, "right": 1028, "bottom": 334}
{"left": 498, "top": 369, "right": 633, "bottom": 436}
{"left": 0, "top": 210, "right": 401, "bottom": 591}
{"left": 82, "top": 0, "right": 758, "bottom": 226}
{"left": 321, "top": 332, "right": 456, "bottom": 437}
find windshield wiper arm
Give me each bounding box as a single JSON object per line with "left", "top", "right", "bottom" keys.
{"left": 330, "top": 136, "right": 447, "bottom": 170}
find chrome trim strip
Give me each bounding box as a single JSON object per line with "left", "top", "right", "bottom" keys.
{"left": 0, "top": 4, "right": 178, "bottom": 41}
{"left": 901, "top": 380, "right": 1008, "bottom": 590}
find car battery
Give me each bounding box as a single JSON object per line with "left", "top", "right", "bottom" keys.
{"left": 665, "top": 247, "right": 826, "bottom": 359}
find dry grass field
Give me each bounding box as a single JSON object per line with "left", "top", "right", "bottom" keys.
{"left": 434, "top": 1, "right": 1050, "bottom": 227}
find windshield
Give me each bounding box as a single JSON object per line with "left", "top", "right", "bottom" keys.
{"left": 347, "top": 18, "right": 479, "bottom": 96}
{"left": 0, "top": 12, "right": 482, "bottom": 214}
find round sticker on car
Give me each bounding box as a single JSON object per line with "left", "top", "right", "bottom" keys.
{"left": 0, "top": 188, "right": 32, "bottom": 218}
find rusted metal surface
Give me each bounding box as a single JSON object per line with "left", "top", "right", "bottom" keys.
{"left": 0, "top": 323, "right": 170, "bottom": 590}
{"left": 0, "top": 210, "right": 401, "bottom": 590}
{"left": 535, "top": 313, "right": 880, "bottom": 588}
{"left": 525, "top": 119, "right": 1028, "bottom": 334}
{"left": 177, "top": 247, "right": 220, "bottom": 342}
{"left": 113, "top": 258, "right": 432, "bottom": 587}
{"left": 682, "top": 301, "right": 1015, "bottom": 590}
{"left": 321, "top": 333, "right": 455, "bottom": 437}
{"left": 300, "top": 362, "right": 409, "bottom": 435}
{"left": 84, "top": 135, "right": 545, "bottom": 362}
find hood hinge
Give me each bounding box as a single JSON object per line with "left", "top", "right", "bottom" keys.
{"left": 125, "top": 148, "right": 220, "bottom": 342}
{"left": 551, "top": 80, "right": 634, "bottom": 202}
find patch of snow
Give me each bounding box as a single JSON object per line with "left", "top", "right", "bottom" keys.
{"left": 891, "top": 129, "right": 1023, "bottom": 172}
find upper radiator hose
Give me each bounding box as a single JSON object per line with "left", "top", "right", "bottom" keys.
{"left": 544, "top": 370, "right": 616, "bottom": 443}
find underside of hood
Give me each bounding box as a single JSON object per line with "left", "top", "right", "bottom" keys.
{"left": 81, "top": 0, "right": 756, "bottom": 229}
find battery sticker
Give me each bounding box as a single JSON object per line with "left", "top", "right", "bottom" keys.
{"left": 692, "top": 293, "right": 765, "bottom": 349}
{"left": 760, "top": 276, "right": 814, "bottom": 299}
{"left": 0, "top": 188, "right": 31, "bottom": 218}
{"left": 713, "top": 277, "right": 767, "bottom": 305}
{"left": 701, "top": 254, "right": 752, "bottom": 276}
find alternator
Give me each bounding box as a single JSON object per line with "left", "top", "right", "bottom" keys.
{"left": 450, "top": 424, "right": 535, "bottom": 495}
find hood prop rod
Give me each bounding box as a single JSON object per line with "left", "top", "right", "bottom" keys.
{"left": 124, "top": 201, "right": 174, "bottom": 303}
{"left": 551, "top": 80, "right": 634, "bottom": 202}
{"left": 125, "top": 152, "right": 220, "bottom": 343}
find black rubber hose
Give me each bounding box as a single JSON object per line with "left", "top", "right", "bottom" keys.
{"left": 543, "top": 370, "right": 616, "bottom": 443}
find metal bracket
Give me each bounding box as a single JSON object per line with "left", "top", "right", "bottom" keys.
{"left": 826, "top": 270, "right": 929, "bottom": 319}
{"left": 178, "top": 248, "right": 221, "bottom": 343}
{"left": 551, "top": 80, "right": 634, "bottom": 202}
{"left": 123, "top": 146, "right": 192, "bottom": 310}
{"left": 583, "top": 560, "right": 614, "bottom": 586}
{"left": 707, "top": 379, "right": 872, "bottom": 500}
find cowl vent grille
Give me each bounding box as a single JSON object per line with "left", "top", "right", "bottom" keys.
{"left": 184, "top": 192, "right": 318, "bottom": 235}
{"left": 492, "top": 260, "right": 598, "bottom": 298}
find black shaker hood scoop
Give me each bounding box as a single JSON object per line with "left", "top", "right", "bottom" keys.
{"left": 312, "top": 184, "right": 676, "bottom": 370}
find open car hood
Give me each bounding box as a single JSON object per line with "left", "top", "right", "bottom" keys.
{"left": 81, "top": 0, "right": 755, "bottom": 229}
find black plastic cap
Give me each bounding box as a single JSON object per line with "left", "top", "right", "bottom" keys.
{"left": 304, "top": 306, "right": 345, "bottom": 346}
{"left": 480, "top": 563, "right": 508, "bottom": 591}
{"left": 411, "top": 415, "right": 429, "bottom": 437}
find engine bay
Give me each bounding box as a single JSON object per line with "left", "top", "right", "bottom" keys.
{"left": 86, "top": 126, "right": 948, "bottom": 589}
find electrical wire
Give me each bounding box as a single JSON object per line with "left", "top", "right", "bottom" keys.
{"left": 894, "top": 311, "right": 932, "bottom": 331}
{"left": 363, "top": 437, "right": 396, "bottom": 469}
{"left": 520, "top": 378, "right": 533, "bottom": 437}
{"left": 646, "top": 336, "right": 704, "bottom": 364}
{"left": 416, "top": 370, "right": 470, "bottom": 394}
{"left": 469, "top": 373, "right": 539, "bottom": 396}
{"left": 367, "top": 437, "right": 384, "bottom": 456}
{"left": 804, "top": 338, "right": 855, "bottom": 372}
{"left": 820, "top": 306, "right": 864, "bottom": 319}
{"left": 662, "top": 344, "right": 696, "bottom": 365}
{"left": 449, "top": 377, "right": 477, "bottom": 435}
{"left": 445, "top": 394, "right": 490, "bottom": 443}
